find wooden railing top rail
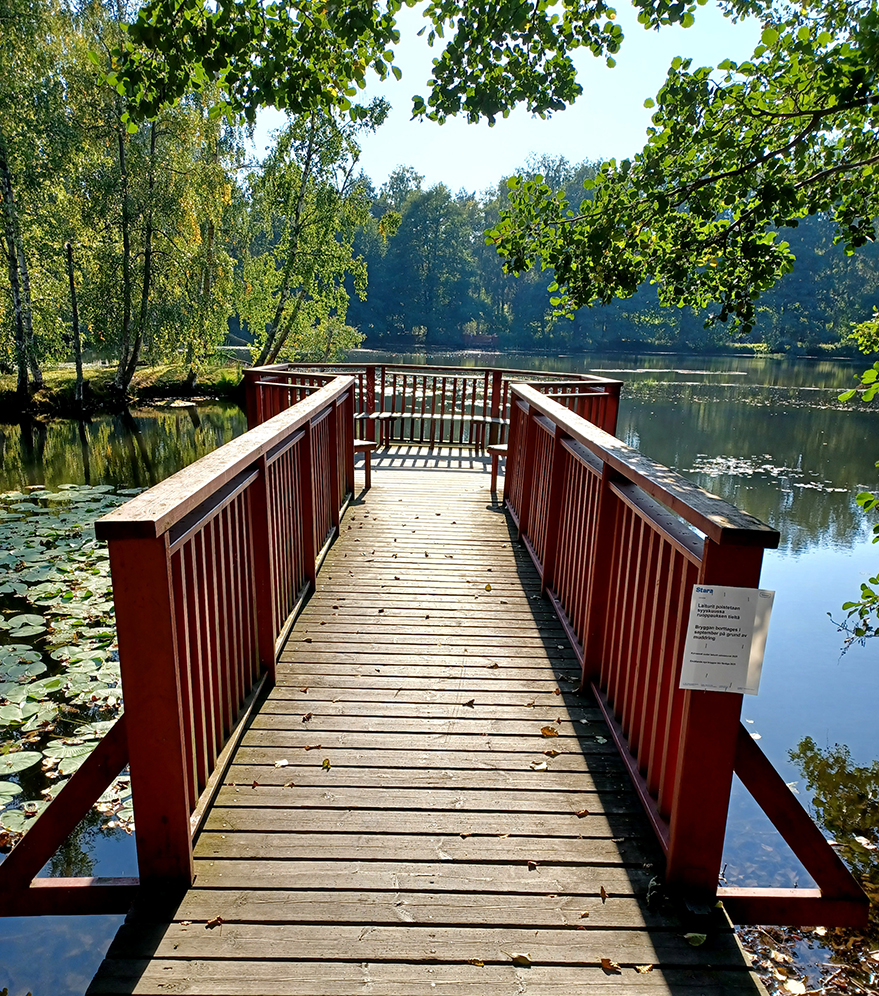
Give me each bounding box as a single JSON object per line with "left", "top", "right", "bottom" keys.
{"left": 96, "top": 377, "right": 355, "bottom": 541}
{"left": 246, "top": 361, "right": 623, "bottom": 390}
{"left": 512, "top": 383, "right": 779, "bottom": 548}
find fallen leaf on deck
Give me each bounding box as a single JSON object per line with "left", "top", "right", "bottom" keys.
{"left": 543, "top": 749, "right": 561, "bottom": 757}
{"left": 684, "top": 932, "right": 707, "bottom": 947}
{"left": 529, "top": 760, "right": 548, "bottom": 770}
{"left": 497, "top": 833, "right": 510, "bottom": 838}
{"left": 579, "top": 911, "right": 590, "bottom": 919}
{"left": 553, "top": 688, "right": 561, "bottom": 695}
{"left": 600, "top": 886, "right": 608, "bottom": 903}
{"left": 485, "top": 583, "right": 492, "bottom": 591}
{"left": 251, "top": 781, "right": 259, "bottom": 788}
{"left": 284, "top": 781, "right": 295, "bottom": 787}
{"left": 488, "top": 663, "right": 500, "bottom": 669}
{"left": 300, "top": 687, "right": 309, "bottom": 693}
{"left": 303, "top": 744, "right": 322, "bottom": 751}
{"left": 460, "top": 832, "right": 472, "bottom": 838}
{"left": 575, "top": 809, "right": 590, "bottom": 818}
{"left": 304, "top": 637, "right": 313, "bottom": 643}
{"left": 322, "top": 758, "right": 332, "bottom": 770}
{"left": 508, "top": 952, "right": 531, "bottom": 966}
{"left": 467, "top": 959, "right": 484, "bottom": 967}
{"left": 463, "top": 699, "right": 475, "bottom": 707}
{"left": 301, "top": 713, "right": 313, "bottom": 722}
{"left": 541, "top": 726, "right": 559, "bottom": 737}
{"left": 635, "top": 964, "right": 653, "bottom": 974}
{"left": 783, "top": 981, "right": 806, "bottom": 995}
{"left": 525, "top": 700, "right": 535, "bottom": 707}
{"left": 180, "top": 920, "right": 191, "bottom": 926}
{"left": 600, "top": 958, "right": 621, "bottom": 974}
{"left": 205, "top": 916, "right": 223, "bottom": 929}
{"left": 527, "top": 860, "right": 539, "bottom": 870}
{"left": 274, "top": 759, "right": 289, "bottom": 768}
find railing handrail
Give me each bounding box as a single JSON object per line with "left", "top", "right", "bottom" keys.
{"left": 511, "top": 383, "right": 779, "bottom": 548}
{"left": 96, "top": 377, "right": 355, "bottom": 541}
{"left": 245, "top": 360, "right": 623, "bottom": 390}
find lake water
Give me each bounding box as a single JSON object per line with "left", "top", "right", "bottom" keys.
{"left": 0, "top": 355, "right": 877, "bottom": 993}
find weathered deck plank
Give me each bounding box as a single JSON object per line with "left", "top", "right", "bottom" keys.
{"left": 88, "top": 450, "right": 766, "bottom": 996}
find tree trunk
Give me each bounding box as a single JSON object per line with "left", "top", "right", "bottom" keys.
{"left": 254, "top": 114, "right": 318, "bottom": 367}
{"left": 121, "top": 121, "right": 156, "bottom": 389}
{"left": 0, "top": 126, "right": 30, "bottom": 399}
{"left": 113, "top": 101, "right": 133, "bottom": 394}
{"left": 66, "top": 241, "right": 84, "bottom": 406}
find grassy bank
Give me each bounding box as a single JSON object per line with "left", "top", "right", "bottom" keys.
{"left": 0, "top": 362, "right": 245, "bottom": 420}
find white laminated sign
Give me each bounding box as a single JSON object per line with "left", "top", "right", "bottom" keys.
{"left": 679, "top": 584, "right": 774, "bottom": 695}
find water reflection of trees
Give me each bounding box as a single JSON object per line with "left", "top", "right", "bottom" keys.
{"left": 622, "top": 392, "right": 879, "bottom": 553}
{"left": 789, "top": 739, "right": 879, "bottom": 957}
{"left": 0, "top": 405, "right": 247, "bottom": 492}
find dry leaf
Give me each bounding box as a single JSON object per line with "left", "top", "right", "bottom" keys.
{"left": 467, "top": 959, "right": 484, "bottom": 967}
{"left": 304, "top": 637, "right": 313, "bottom": 643}
{"left": 783, "top": 981, "right": 806, "bottom": 995}
{"left": 684, "top": 932, "right": 707, "bottom": 947}
{"left": 300, "top": 687, "right": 309, "bottom": 693}
{"left": 600, "top": 886, "right": 608, "bottom": 903}
{"left": 205, "top": 916, "right": 223, "bottom": 929}
{"left": 273, "top": 759, "right": 289, "bottom": 768}
{"left": 600, "top": 958, "right": 621, "bottom": 974}
{"left": 575, "top": 809, "right": 590, "bottom": 818}
{"left": 485, "top": 583, "right": 492, "bottom": 591}
{"left": 543, "top": 749, "right": 561, "bottom": 757}
{"left": 770, "top": 949, "right": 792, "bottom": 964}
{"left": 553, "top": 688, "right": 561, "bottom": 695}
{"left": 635, "top": 964, "right": 653, "bottom": 974}
{"left": 251, "top": 780, "right": 259, "bottom": 788}
{"left": 180, "top": 920, "right": 192, "bottom": 926}
{"left": 284, "top": 780, "right": 295, "bottom": 787}
{"left": 529, "top": 760, "right": 548, "bottom": 771}
{"left": 508, "top": 952, "right": 531, "bottom": 966}
{"left": 579, "top": 911, "right": 590, "bottom": 919}
{"left": 302, "top": 713, "right": 313, "bottom": 722}
{"left": 460, "top": 832, "right": 473, "bottom": 839}
{"left": 527, "top": 860, "right": 539, "bottom": 871}
{"left": 854, "top": 835, "right": 877, "bottom": 850}
{"left": 541, "top": 726, "right": 559, "bottom": 737}
{"left": 322, "top": 758, "right": 332, "bottom": 770}
{"left": 525, "top": 699, "right": 535, "bottom": 707}
{"left": 463, "top": 699, "right": 475, "bottom": 708}
{"left": 303, "top": 744, "right": 322, "bottom": 751}
{"left": 488, "top": 663, "right": 500, "bottom": 669}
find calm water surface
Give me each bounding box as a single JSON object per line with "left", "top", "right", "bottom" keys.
{"left": 1, "top": 356, "right": 877, "bottom": 993}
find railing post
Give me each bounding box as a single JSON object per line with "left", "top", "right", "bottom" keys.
{"left": 603, "top": 382, "right": 621, "bottom": 435}
{"left": 365, "top": 365, "right": 377, "bottom": 442}
{"left": 243, "top": 368, "right": 261, "bottom": 431}
{"left": 665, "top": 540, "right": 766, "bottom": 898}
{"left": 328, "top": 402, "right": 341, "bottom": 531}
{"left": 107, "top": 535, "right": 193, "bottom": 889}
{"left": 301, "top": 420, "right": 317, "bottom": 588}
{"left": 249, "top": 456, "right": 277, "bottom": 683}
{"left": 344, "top": 386, "right": 355, "bottom": 496}
{"left": 502, "top": 397, "right": 522, "bottom": 504}
{"left": 515, "top": 407, "right": 537, "bottom": 539}
{"left": 539, "top": 425, "right": 568, "bottom": 595}
{"left": 581, "top": 463, "right": 623, "bottom": 685}
{"left": 488, "top": 368, "right": 503, "bottom": 446}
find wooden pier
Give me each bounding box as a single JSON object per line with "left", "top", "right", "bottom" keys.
{"left": 88, "top": 453, "right": 766, "bottom": 995}
{"left": 0, "top": 364, "right": 866, "bottom": 994}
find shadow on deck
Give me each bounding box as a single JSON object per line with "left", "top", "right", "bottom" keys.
{"left": 88, "top": 450, "right": 766, "bottom": 996}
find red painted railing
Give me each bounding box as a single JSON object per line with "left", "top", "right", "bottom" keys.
{"left": 243, "top": 362, "right": 622, "bottom": 445}
{"left": 505, "top": 383, "right": 867, "bottom": 927}
{"left": 0, "top": 377, "right": 355, "bottom": 912}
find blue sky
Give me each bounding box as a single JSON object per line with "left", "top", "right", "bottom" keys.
{"left": 253, "top": 2, "right": 761, "bottom": 194}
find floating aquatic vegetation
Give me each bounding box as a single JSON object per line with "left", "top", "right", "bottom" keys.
{"left": 0, "top": 484, "right": 139, "bottom": 844}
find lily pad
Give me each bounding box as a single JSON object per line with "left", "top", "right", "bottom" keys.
{"left": 0, "top": 781, "right": 23, "bottom": 800}
{"left": 0, "top": 751, "right": 42, "bottom": 774}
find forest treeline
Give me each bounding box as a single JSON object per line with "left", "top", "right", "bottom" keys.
{"left": 3, "top": 0, "right": 876, "bottom": 405}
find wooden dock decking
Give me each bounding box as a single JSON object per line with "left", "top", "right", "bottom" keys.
{"left": 88, "top": 449, "right": 767, "bottom": 996}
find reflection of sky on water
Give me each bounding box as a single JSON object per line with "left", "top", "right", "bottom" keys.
{"left": 0, "top": 915, "right": 124, "bottom": 996}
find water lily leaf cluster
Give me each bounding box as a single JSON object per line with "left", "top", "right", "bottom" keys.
{"left": 0, "top": 484, "right": 138, "bottom": 840}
